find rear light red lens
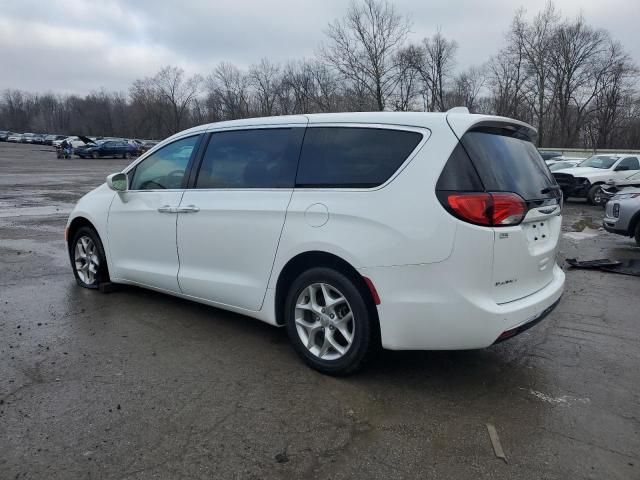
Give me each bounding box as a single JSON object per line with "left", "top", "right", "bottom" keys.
{"left": 491, "top": 193, "right": 526, "bottom": 225}
{"left": 447, "top": 193, "right": 492, "bottom": 225}
{"left": 446, "top": 192, "right": 526, "bottom": 226}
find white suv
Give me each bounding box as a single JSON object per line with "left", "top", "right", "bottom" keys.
{"left": 66, "top": 111, "right": 565, "bottom": 374}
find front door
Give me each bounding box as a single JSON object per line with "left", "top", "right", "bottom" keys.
{"left": 107, "top": 134, "right": 201, "bottom": 292}
{"left": 177, "top": 124, "right": 306, "bottom": 310}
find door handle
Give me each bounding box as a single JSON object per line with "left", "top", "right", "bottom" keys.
{"left": 176, "top": 205, "right": 200, "bottom": 213}
{"left": 158, "top": 205, "right": 179, "bottom": 213}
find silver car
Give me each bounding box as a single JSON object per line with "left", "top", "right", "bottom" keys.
{"left": 603, "top": 188, "right": 640, "bottom": 245}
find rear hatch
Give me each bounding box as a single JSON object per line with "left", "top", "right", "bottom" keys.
{"left": 439, "top": 119, "right": 562, "bottom": 304}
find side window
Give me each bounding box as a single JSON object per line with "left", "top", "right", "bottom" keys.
{"left": 618, "top": 157, "right": 640, "bottom": 171}
{"left": 129, "top": 135, "right": 199, "bottom": 190}
{"left": 296, "top": 127, "right": 423, "bottom": 188}
{"left": 195, "top": 128, "right": 303, "bottom": 188}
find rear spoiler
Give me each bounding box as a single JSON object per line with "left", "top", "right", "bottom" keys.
{"left": 445, "top": 108, "right": 538, "bottom": 143}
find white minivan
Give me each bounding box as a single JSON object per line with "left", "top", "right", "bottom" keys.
{"left": 66, "top": 110, "right": 565, "bottom": 374}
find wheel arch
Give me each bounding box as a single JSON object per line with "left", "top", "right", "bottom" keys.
{"left": 274, "top": 251, "right": 380, "bottom": 335}
{"left": 628, "top": 210, "right": 640, "bottom": 237}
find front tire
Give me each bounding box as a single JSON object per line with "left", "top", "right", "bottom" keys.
{"left": 70, "top": 227, "right": 109, "bottom": 289}
{"left": 284, "top": 267, "right": 376, "bottom": 375}
{"left": 91, "top": 151, "right": 99, "bottom": 159}
{"left": 587, "top": 184, "right": 602, "bottom": 205}
{"left": 634, "top": 222, "right": 640, "bottom": 246}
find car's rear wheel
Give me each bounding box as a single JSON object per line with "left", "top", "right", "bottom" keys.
{"left": 587, "top": 184, "right": 602, "bottom": 205}
{"left": 634, "top": 222, "right": 640, "bottom": 246}
{"left": 70, "top": 227, "right": 109, "bottom": 289}
{"left": 91, "top": 151, "right": 99, "bottom": 159}
{"left": 285, "top": 267, "right": 376, "bottom": 375}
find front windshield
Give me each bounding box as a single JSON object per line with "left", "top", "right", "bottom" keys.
{"left": 580, "top": 155, "right": 618, "bottom": 169}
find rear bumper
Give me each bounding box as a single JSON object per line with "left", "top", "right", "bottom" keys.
{"left": 360, "top": 263, "right": 565, "bottom": 350}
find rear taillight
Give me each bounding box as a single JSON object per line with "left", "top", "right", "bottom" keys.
{"left": 443, "top": 192, "right": 526, "bottom": 227}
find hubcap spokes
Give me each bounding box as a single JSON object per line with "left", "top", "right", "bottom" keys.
{"left": 294, "top": 283, "right": 354, "bottom": 360}
{"left": 74, "top": 236, "right": 99, "bottom": 284}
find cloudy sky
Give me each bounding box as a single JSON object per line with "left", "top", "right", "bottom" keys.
{"left": 1, "top": 0, "right": 638, "bottom": 95}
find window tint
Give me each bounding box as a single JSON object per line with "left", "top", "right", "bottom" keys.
{"left": 435, "top": 142, "right": 483, "bottom": 191}
{"left": 130, "top": 135, "right": 199, "bottom": 190}
{"left": 195, "top": 128, "right": 303, "bottom": 189}
{"left": 618, "top": 157, "right": 640, "bottom": 170}
{"left": 296, "top": 127, "right": 423, "bottom": 188}
{"left": 459, "top": 129, "right": 557, "bottom": 200}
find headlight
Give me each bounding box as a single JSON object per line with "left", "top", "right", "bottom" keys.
{"left": 613, "top": 193, "right": 640, "bottom": 200}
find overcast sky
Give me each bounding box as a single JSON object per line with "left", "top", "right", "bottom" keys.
{"left": 1, "top": 0, "right": 638, "bottom": 95}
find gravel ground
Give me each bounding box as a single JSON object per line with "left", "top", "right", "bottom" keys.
{"left": 0, "top": 141, "right": 639, "bottom": 480}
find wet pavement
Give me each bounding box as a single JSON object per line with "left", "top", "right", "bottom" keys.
{"left": 1, "top": 141, "right": 639, "bottom": 479}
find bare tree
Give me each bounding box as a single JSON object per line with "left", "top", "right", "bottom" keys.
{"left": 249, "top": 59, "right": 282, "bottom": 116}
{"left": 322, "top": 0, "right": 410, "bottom": 110}
{"left": 511, "top": 2, "right": 559, "bottom": 144}
{"left": 207, "top": 62, "right": 251, "bottom": 120}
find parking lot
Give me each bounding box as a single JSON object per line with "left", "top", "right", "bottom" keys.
{"left": 0, "top": 141, "right": 638, "bottom": 479}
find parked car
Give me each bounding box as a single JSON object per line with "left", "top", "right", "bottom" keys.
{"left": 32, "top": 134, "right": 45, "bottom": 144}
{"left": 603, "top": 188, "right": 640, "bottom": 245}
{"left": 44, "top": 134, "right": 67, "bottom": 145}
{"left": 545, "top": 156, "right": 585, "bottom": 166}
{"left": 139, "top": 140, "right": 159, "bottom": 153}
{"left": 0, "top": 130, "right": 12, "bottom": 141}
{"left": 552, "top": 154, "right": 640, "bottom": 204}
{"left": 75, "top": 140, "right": 138, "bottom": 159}
{"left": 598, "top": 171, "right": 640, "bottom": 204}
{"left": 65, "top": 110, "right": 565, "bottom": 374}
{"left": 538, "top": 150, "right": 562, "bottom": 161}
{"left": 549, "top": 160, "right": 583, "bottom": 171}
{"left": 22, "top": 132, "right": 36, "bottom": 143}
{"left": 7, "top": 133, "right": 23, "bottom": 143}
{"left": 53, "top": 136, "right": 94, "bottom": 149}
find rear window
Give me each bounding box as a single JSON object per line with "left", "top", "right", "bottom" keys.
{"left": 459, "top": 128, "right": 557, "bottom": 201}
{"left": 296, "top": 127, "right": 423, "bottom": 188}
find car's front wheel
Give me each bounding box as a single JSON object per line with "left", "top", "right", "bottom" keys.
{"left": 634, "top": 222, "right": 640, "bottom": 246}
{"left": 587, "top": 184, "right": 603, "bottom": 205}
{"left": 91, "top": 151, "right": 99, "bottom": 159}
{"left": 285, "top": 267, "right": 377, "bottom": 375}
{"left": 70, "top": 227, "right": 109, "bottom": 289}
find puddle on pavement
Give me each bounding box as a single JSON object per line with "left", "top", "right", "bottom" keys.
{"left": 571, "top": 217, "right": 600, "bottom": 232}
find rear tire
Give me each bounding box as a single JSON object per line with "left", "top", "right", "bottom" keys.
{"left": 92, "top": 151, "right": 99, "bottom": 159}
{"left": 587, "top": 184, "right": 602, "bottom": 205}
{"left": 70, "top": 227, "right": 109, "bottom": 289}
{"left": 634, "top": 222, "right": 640, "bottom": 246}
{"left": 284, "top": 267, "right": 376, "bottom": 375}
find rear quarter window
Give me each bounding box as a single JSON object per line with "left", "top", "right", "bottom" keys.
{"left": 296, "top": 127, "right": 423, "bottom": 188}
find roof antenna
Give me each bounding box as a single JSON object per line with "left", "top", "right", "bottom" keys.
{"left": 447, "top": 106, "right": 470, "bottom": 114}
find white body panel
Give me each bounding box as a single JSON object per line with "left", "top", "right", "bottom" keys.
{"left": 177, "top": 189, "right": 292, "bottom": 311}
{"left": 107, "top": 190, "right": 184, "bottom": 292}
{"left": 66, "top": 111, "right": 565, "bottom": 350}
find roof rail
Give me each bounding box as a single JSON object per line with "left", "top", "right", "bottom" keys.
{"left": 447, "top": 106, "right": 470, "bottom": 114}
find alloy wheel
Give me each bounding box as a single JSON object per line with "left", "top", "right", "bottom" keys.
{"left": 294, "top": 283, "right": 355, "bottom": 360}
{"left": 74, "top": 235, "right": 100, "bottom": 285}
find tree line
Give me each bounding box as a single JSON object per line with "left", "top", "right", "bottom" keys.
{"left": 1, "top": 0, "right": 638, "bottom": 149}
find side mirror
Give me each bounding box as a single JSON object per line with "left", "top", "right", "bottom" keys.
{"left": 106, "top": 172, "right": 128, "bottom": 192}
{"left": 615, "top": 165, "right": 630, "bottom": 171}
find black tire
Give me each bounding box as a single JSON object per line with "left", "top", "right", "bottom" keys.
{"left": 91, "top": 151, "right": 99, "bottom": 159}
{"left": 284, "top": 267, "right": 377, "bottom": 376}
{"left": 634, "top": 222, "right": 640, "bottom": 246}
{"left": 124, "top": 152, "right": 131, "bottom": 159}
{"left": 587, "top": 184, "right": 602, "bottom": 205}
{"left": 70, "top": 226, "right": 109, "bottom": 289}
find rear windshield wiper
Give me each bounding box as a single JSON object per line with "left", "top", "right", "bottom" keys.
{"left": 540, "top": 185, "right": 562, "bottom": 194}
